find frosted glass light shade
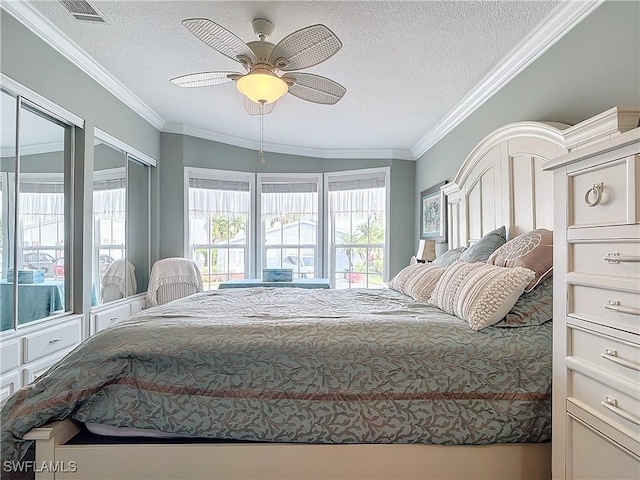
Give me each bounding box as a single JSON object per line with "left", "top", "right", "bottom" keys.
{"left": 236, "top": 70, "right": 288, "bottom": 104}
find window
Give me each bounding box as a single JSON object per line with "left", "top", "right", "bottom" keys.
{"left": 187, "top": 169, "right": 253, "bottom": 290}
{"left": 1, "top": 88, "right": 76, "bottom": 331}
{"left": 183, "top": 168, "right": 389, "bottom": 288}
{"left": 326, "top": 168, "right": 389, "bottom": 289}
{"left": 259, "top": 175, "right": 321, "bottom": 279}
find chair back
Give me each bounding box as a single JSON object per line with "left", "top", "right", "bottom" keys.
{"left": 100, "top": 259, "right": 137, "bottom": 303}
{"left": 146, "top": 257, "right": 203, "bottom": 307}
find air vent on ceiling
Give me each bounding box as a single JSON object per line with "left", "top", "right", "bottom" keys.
{"left": 59, "top": 0, "right": 109, "bottom": 24}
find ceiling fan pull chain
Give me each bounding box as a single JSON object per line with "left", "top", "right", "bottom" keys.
{"left": 259, "top": 101, "right": 266, "bottom": 165}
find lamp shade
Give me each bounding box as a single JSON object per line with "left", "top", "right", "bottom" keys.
{"left": 236, "top": 70, "right": 288, "bottom": 104}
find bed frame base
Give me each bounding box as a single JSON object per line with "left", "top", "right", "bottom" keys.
{"left": 24, "top": 420, "right": 551, "bottom": 480}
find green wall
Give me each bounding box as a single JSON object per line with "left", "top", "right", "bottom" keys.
{"left": 415, "top": 0, "right": 640, "bottom": 249}
{"left": 159, "top": 133, "right": 415, "bottom": 277}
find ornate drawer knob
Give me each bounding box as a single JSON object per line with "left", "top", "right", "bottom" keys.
{"left": 584, "top": 182, "right": 603, "bottom": 207}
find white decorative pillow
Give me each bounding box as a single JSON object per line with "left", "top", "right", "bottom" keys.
{"left": 402, "top": 264, "right": 446, "bottom": 301}
{"left": 430, "top": 261, "right": 535, "bottom": 331}
{"left": 389, "top": 263, "right": 424, "bottom": 292}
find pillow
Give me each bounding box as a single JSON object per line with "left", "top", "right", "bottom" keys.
{"left": 389, "top": 263, "right": 424, "bottom": 292}
{"left": 494, "top": 276, "right": 553, "bottom": 328}
{"left": 459, "top": 226, "right": 507, "bottom": 263}
{"left": 402, "top": 264, "right": 446, "bottom": 301}
{"left": 430, "top": 261, "right": 535, "bottom": 331}
{"left": 433, "top": 247, "right": 466, "bottom": 267}
{"left": 487, "top": 228, "right": 553, "bottom": 292}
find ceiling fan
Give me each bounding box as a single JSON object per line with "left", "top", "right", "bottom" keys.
{"left": 170, "top": 17, "right": 346, "bottom": 115}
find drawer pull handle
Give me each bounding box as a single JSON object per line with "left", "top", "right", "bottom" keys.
{"left": 602, "top": 349, "right": 640, "bottom": 372}
{"left": 603, "top": 253, "right": 640, "bottom": 263}
{"left": 48, "top": 336, "right": 63, "bottom": 344}
{"left": 601, "top": 396, "right": 640, "bottom": 426}
{"left": 584, "top": 182, "right": 603, "bottom": 207}
{"left": 110, "top": 317, "right": 118, "bottom": 323}
{"left": 604, "top": 301, "right": 640, "bottom": 316}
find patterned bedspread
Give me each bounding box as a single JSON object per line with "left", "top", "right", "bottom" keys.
{"left": 1, "top": 288, "right": 551, "bottom": 462}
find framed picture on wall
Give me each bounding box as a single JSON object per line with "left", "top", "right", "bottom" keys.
{"left": 419, "top": 181, "right": 447, "bottom": 242}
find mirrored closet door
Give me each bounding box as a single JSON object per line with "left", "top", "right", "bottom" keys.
{"left": 1, "top": 89, "right": 74, "bottom": 331}
{"left": 92, "top": 135, "right": 150, "bottom": 306}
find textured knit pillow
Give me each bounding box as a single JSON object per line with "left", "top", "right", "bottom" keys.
{"left": 459, "top": 226, "right": 507, "bottom": 263}
{"left": 433, "top": 247, "right": 466, "bottom": 267}
{"left": 494, "top": 276, "right": 553, "bottom": 327}
{"left": 487, "top": 228, "right": 553, "bottom": 292}
{"left": 402, "top": 264, "right": 446, "bottom": 301}
{"left": 430, "top": 261, "right": 535, "bottom": 331}
{"left": 389, "top": 263, "right": 424, "bottom": 292}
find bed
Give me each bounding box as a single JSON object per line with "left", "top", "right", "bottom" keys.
{"left": 1, "top": 120, "right": 573, "bottom": 480}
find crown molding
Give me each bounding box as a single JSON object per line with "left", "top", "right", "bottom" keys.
{"left": 4, "top": 0, "right": 602, "bottom": 160}
{"left": 2, "top": 0, "right": 165, "bottom": 130}
{"left": 163, "top": 123, "right": 414, "bottom": 160}
{"left": 411, "top": 0, "right": 604, "bottom": 160}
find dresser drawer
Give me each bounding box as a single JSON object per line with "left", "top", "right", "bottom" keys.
{"left": 571, "top": 240, "right": 640, "bottom": 280}
{"left": 570, "top": 156, "right": 636, "bottom": 228}
{"left": 570, "top": 327, "right": 640, "bottom": 385}
{"left": 0, "top": 339, "right": 20, "bottom": 374}
{"left": 568, "top": 416, "right": 640, "bottom": 480}
{"left": 129, "top": 297, "right": 146, "bottom": 316}
{"left": 22, "top": 348, "right": 74, "bottom": 385}
{"left": 93, "top": 304, "right": 130, "bottom": 334}
{"left": 0, "top": 371, "right": 20, "bottom": 405}
{"left": 23, "top": 319, "right": 82, "bottom": 363}
{"left": 570, "top": 284, "right": 640, "bottom": 335}
{"left": 571, "top": 370, "right": 640, "bottom": 439}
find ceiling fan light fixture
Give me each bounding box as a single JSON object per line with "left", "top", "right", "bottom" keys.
{"left": 236, "top": 69, "right": 288, "bottom": 104}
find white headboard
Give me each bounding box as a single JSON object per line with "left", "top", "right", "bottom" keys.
{"left": 442, "top": 107, "right": 640, "bottom": 249}
{"left": 442, "top": 122, "right": 568, "bottom": 248}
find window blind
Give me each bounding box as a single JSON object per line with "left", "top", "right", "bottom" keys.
{"left": 188, "top": 176, "right": 251, "bottom": 217}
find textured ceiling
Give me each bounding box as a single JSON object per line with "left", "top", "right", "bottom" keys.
{"left": 29, "top": 0, "right": 559, "bottom": 155}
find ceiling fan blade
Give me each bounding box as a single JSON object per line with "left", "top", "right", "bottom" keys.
{"left": 170, "top": 71, "right": 240, "bottom": 88}
{"left": 270, "top": 24, "right": 342, "bottom": 71}
{"left": 243, "top": 97, "right": 276, "bottom": 116}
{"left": 182, "top": 18, "right": 257, "bottom": 66}
{"left": 283, "top": 73, "right": 346, "bottom": 105}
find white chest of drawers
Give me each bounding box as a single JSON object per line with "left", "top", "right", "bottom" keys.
{"left": 0, "top": 315, "right": 83, "bottom": 405}
{"left": 545, "top": 128, "right": 640, "bottom": 479}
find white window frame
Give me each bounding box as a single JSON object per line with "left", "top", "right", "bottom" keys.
{"left": 323, "top": 167, "right": 391, "bottom": 288}
{"left": 257, "top": 173, "right": 323, "bottom": 278}
{"left": 184, "top": 167, "right": 256, "bottom": 279}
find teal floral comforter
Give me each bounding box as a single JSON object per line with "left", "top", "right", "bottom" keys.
{"left": 1, "top": 288, "right": 551, "bottom": 462}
